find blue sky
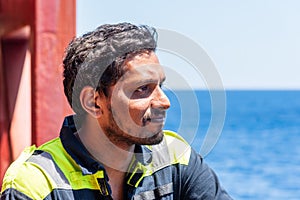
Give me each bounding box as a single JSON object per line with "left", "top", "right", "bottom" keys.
{"left": 77, "top": 0, "right": 300, "bottom": 90}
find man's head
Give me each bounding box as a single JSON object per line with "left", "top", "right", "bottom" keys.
{"left": 63, "top": 22, "right": 157, "bottom": 116}
{"left": 62, "top": 22, "right": 170, "bottom": 145}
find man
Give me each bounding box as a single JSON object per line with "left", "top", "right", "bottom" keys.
{"left": 1, "top": 23, "right": 232, "bottom": 199}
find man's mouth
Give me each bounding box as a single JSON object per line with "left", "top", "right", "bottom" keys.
{"left": 142, "top": 114, "right": 166, "bottom": 126}
{"left": 148, "top": 116, "right": 165, "bottom": 123}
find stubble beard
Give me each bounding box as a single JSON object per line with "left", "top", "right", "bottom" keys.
{"left": 103, "top": 108, "right": 164, "bottom": 147}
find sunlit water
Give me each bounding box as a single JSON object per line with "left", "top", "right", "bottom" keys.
{"left": 164, "top": 90, "right": 300, "bottom": 200}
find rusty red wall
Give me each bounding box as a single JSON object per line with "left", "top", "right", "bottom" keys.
{"left": 32, "top": 0, "right": 76, "bottom": 145}
{"left": 0, "top": 0, "right": 75, "bottom": 185}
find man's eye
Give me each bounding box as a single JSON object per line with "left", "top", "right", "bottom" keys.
{"left": 135, "top": 85, "right": 148, "bottom": 93}
{"left": 131, "top": 85, "right": 152, "bottom": 99}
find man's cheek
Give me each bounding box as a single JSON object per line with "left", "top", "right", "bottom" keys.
{"left": 129, "top": 110, "right": 142, "bottom": 126}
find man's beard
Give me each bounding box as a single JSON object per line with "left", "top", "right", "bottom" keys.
{"left": 103, "top": 109, "right": 164, "bottom": 147}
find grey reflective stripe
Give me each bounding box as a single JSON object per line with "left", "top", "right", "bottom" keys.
{"left": 133, "top": 182, "right": 173, "bottom": 200}
{"left": 151, "top": 138, "right": 171, "bottom": 170}
{"left": 134, "top": 190, "right": 155, "bottom": 200}
{"left": 27, "top": 151, "right": 72, "bottom": 189}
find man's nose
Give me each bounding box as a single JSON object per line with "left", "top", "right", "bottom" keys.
{"left": 151, "top": 87, "right": 170, "bottom": 110}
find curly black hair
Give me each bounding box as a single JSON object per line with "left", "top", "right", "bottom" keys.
{"left": 62, "top": 22, "right": 157, "bottom": 116}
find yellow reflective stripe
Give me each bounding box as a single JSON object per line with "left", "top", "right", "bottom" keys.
{"left": 69, "top": 171, "right": 104, "bottom": 190}
{"left": 148, "top": 130, "right": 191, "bottom": 171}
{"left": 96, "top": 177, "right": 110, "bottom": 196}
{"left": 126, "top": 131, "right": 191, "bottom": 187}
{"left": 2, "top": 137, "right": 109, "bottom": 197}
{"left": 1, "top": 146, "right": 57, "bottom": 199}
{"left": 1, "top": 145, "right": 36, "bottom": 190}
{"left": 163, "top": 130, "right": 191, "bottom": 165}
{"left": 38, "top": 138, "right": 80, "bottom": 189}
{"left": 38, "top": 138, "right": 105, "bottom": 190}
{"left": 1, "top": 146, "right": 35, "bottom": 194}
{"left": 27, "top": 151, "right": 71, "bottom": 189}
{"left": 38, "top": 138, "right": 81, "bottom": 173}
{"left": 127, "top": 162, "right": 152, "bottom": 187}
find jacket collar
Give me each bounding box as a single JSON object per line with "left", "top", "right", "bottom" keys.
{"left": 60, "top": 115, "right": 153, "bottom": 175}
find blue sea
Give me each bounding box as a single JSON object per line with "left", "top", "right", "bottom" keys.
{"left": 163, "top": 90, "right": 300, "bottom": 200}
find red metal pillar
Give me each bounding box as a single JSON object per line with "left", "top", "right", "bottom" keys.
{"left": 31, "top": 0, "right": 75, "bottom": 145}
{"left": 0, "top": 0, "right": 75, "bottom": 185}
{"left": 1, "top": 26, "right": 32, "bottom": 162}
{"left": 0, "top": 0, "right": 35, "bottom": 186}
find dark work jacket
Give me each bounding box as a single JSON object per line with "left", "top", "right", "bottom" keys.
{"left": 1, "top": 115, "right": 233, "bottom": 200}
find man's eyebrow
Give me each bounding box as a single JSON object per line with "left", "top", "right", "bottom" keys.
{"left": 133, "top": 77, "right": 166, "bottom": 86}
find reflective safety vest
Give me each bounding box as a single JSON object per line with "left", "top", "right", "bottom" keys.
{"left": 1, "top": 116, "right": 232, "bottom": 200}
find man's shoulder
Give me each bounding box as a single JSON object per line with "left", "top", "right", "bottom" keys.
{"left": 37, "top": 137, "right": 64, "bottom": 155}
{"left": 145, "top": 130, "right": 192, "bottom": 168}
{"left": 163, "top": 130, "right": 189, "bottom": 145}
{"left": 163, "top": 130, "right": 192, "bottom": 166}
{"left": 2, "top": 145, "right": 37, "bottom": 184}
{"left": 1, "top": 145, "right": 52, "bottom": 199}
{"left": 1, "top": 137, "right": 69, "bottom": 199}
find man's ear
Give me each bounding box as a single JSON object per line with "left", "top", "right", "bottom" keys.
{"left": 80, "top": 86, "right": 103, "bottom": 118}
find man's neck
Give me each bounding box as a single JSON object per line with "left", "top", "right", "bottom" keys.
{"left": 77, "top": 118, "right": 135, "bottom": 199}
{"left": 77, "top": 118, "right": 135, "bottom": 172}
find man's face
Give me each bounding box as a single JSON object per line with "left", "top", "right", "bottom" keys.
{"left": 98, "top": 52, "right": 170, "bottom": 146}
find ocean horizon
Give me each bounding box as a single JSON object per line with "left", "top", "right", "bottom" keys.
{"left": 163, "top": 90, "right": 300, "bottom": 200}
